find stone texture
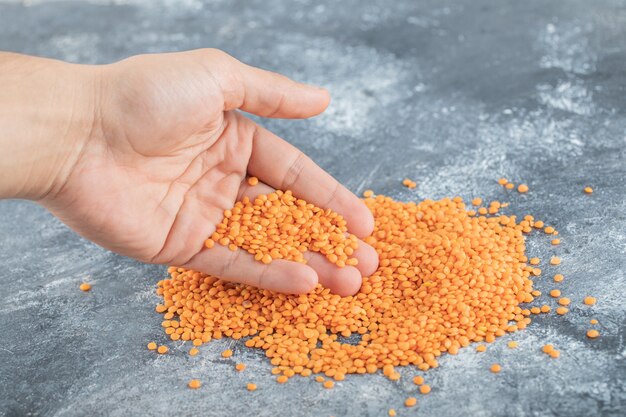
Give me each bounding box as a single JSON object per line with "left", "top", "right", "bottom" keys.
{"left": 0, "top": 0, "right": 625, "bottom": 416}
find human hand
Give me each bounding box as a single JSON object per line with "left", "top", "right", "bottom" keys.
{"left": 0, "top": 50, "right": 378, "bottom": 295}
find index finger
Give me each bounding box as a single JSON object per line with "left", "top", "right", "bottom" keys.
{"left": 245, "top": 121, "right": 375, "bottom": 238}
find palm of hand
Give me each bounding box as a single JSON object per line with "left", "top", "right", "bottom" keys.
{"left": 44, "top": 50, "right": 377, "bottom": 295}
{"left": 48, "top": 53, "right": 255, "bottom": 266}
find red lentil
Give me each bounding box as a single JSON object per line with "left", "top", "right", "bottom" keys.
{"left": 154, "top": 191, "right": 561, "bottom": 384}
{"left": 188, "top": 379, "right": 201, "bottom": 389}
{"left": 584, "top": 297, "right": 596, "bottom": 306}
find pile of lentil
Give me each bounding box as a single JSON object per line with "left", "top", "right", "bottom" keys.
{"left": 155, "top": 190, "right": 548, "bottom": 380}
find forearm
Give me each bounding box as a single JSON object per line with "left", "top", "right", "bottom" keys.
{"left": 0, "top": 52, "right": 99, "bottom": 200}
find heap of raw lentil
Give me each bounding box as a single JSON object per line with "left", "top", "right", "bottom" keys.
{"left": 156, "top": 191, "right": 542, "bottom": 380}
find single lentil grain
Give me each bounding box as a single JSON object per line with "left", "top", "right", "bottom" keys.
{"left": 157, "top": 345, "right": 168, "bottom": 354}
{"left": 558, "top": 298, "right": 571, "bottom": 306}
{"left": 420, "top": 384, "right": 431, "bottom": 394}
{"left": 247, "top": 383, "right": 257, "bottom": 391}
{"left": 584, "top": 297, "right": 596, "bottom": 306}
{"left": 388, "top": 409, "right": 397, "bottom": 417}
{"left": 549, "top": 350, "right": 560, "bottom": 358}
{"left": 556, "top": 307, "right": 569, "bottom": 315}
{"left": 587, "top": 330, "right": 599, "bottom": 339}
{"left": 517, "top": 184, "right": 529, "bottom": 193}
{"left": 222, "top": 349, "right": 233, "bottom": 358}
{"left": 247, "top": 177, "right": 259, "bottom": 186}
{"left": 404, "top": 397, "right": 417, "bottom": 407}
{"left": 550, "top": 257, "right": 561, "bottom": 265}
{"left": 189, "top": 348, "right": 199, "bottom": 356}
{"left": 413, "top": 376, "right": 424, "bottom": 385}
{"left": 79, "top": 283, "right": 91, "bottom": 292}
{"left": 551, "top": 239, "right": 560, "bottom": 245}
{"left": 323, "top": 380, "right": 335, "bottom": 389}
{"left": 236, "top": 363, "right": 246, "bottom": 372}
{"left": 554, "top": 274, "right": 564, "bottom": 282}
{"left": 490, "top": 364, "right": 501, "bottom": 373}
{"left": 363, "top": 190, "right": 374, "bottom": 198}
{"left": 147, "top": 342, "right": 157, "bottom": 350}
{"left": 188, "top": 379, "right": 201, "bottom": 389}
{"left": 584, "top": 187, "right": 593, "bottom": 194}
{"left": 590, "top": 319, "right": 598, "bottom": 325}
{"left": 550, "top": 289, "right": 561, "bottom": 298}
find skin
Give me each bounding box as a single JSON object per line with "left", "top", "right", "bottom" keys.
{"left": 0, "top": 49, "right": 378, "bottom": 296}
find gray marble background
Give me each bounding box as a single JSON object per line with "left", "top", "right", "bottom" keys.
{"left": 0, "top": 0, "right": 625, "bottom": 416}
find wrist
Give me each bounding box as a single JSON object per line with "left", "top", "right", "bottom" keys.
{"left": 0, "top": 53, "right": 102, "bottom": 201}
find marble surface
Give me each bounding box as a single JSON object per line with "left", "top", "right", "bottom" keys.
{"left": 0, "top": 0, "right": 625, "bottom": 416}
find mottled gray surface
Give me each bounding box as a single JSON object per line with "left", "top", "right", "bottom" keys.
{"left": 1, "top": 0, "right": 625, "bottom": 416}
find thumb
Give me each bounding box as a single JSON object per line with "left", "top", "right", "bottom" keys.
{"left": 195, "top": 48, "right": 331, "bottom": 119}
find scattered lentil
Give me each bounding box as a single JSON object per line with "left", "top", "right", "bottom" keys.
{"left": 221, "top": 349, "right": 233, "bottom": 358}
{"left": 363, "top": 190, "right": 374, "bottom": 198}
{"left": 247, "top": 177, "right": 259, "bottom": 186}
{"left": 551, "top": 239, "right": 560, "bottom": 245}
{"left": 236, "top": 363, "right": 246, "bottom": 372}
{"left": 584, "top": 187, "right": 593, "bottom": 194}
{"left": 550, "top": 289, "right": 561, "bottom": 298}
{"left": 554, "top": 274, "right": 564, "bottom": 282}
{"left": 586, "top": 330, "right": 599, "bottom": 339}
{"left": 584, "top": 297, "right": 596, "bottom": 306}
{"left": 188, "top": 379, "right": 201, "bottom": 389}
{"left": 558, "top": 298, "right": 571, "bottom": 306}
{"left": 556, "top": 307, "right": 569, "bottom": 315}
{"left": 413, "top": 376, "right": 424, "bottom": 385}
{"left": 402, "top": 179, "right": 417, "bottom": 189}
{"left": 517, "top": 184, "right": 529, "bottom": 193}
{"left": 550, "top": 257, "right": 561, "bottom": 265}
{"left": 189, "top": 348, "right": 199, "bottom": 356}
{"left": 157, "top": 345, "right": 168, "bottom": 354}
{"left": 79, "top": 283, "right": 91, "bottom": 292}
{"left": 420, "top": 384, "right": 431, "bottom": 394}
{"left": 490, "top": 364, "right": 501, "bottom": 373}
{"left": 147, "top": 342, "right": 157, "bottom": 350}
{"left": 323, "top": 380, "right": 335, "bottom": 389}
{"left": 404, "top": 397, "right": 417, "bottom": 407}
{"left": 508, "top": 341, "right": 518, "bottom": 348}
{"left": 590, "top": 319, "right": 598, "bottom": 325}
{"left": 388, "top": 409, "right": 397, "bottom": 417}
{"left": 247, "top": 383, "right": 257, "bottom": 391}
